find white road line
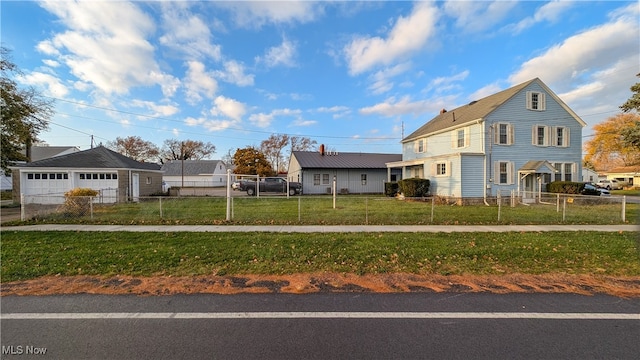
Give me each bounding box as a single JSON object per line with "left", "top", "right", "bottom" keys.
{"left": 2, "top": 312, "right": 639, "bottom": 320}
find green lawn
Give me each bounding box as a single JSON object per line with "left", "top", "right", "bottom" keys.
{"left": 15, "top": 195, "right": 638, "bottom": 225}
{"left": 2, "top": 231, "right": 639, "bottom": 282}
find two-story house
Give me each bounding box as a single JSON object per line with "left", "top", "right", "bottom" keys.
{"left": 386, "top": 78, "right": 585, "bottom": 202}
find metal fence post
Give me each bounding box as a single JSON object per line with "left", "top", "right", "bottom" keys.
{"left": 562, "top": 196, "right": 566, "bottom": 222}
{"left": 298, "top": 196, "right": 301, "bottom": 222}
{"left": 365, "top": 197, "right": 368, "bottom": 225}
{"left": 90, "top": 197, "right": 93, "bottom": 220}
{"left": 159, "top": 197, "right": 163, "bottom": 218}
{"left": 20, "top": 193, "right": 25, "bottom": 221}
{"left": 430, "top": 196, "right": 435, "bottom": 223}
{"left": 497, "top": 191, "right": 501, "bottom": 222}
{"left": 622, "top": 195, "right": 626, "bottom": 223}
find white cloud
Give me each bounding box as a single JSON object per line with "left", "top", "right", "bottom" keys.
{"left": 344, "top": 2, "right": 439, "bottom": 75}
{"left": 158, "top": 2, "right": 222, "bottom": 61}
{"left": 37, "top": 0, "right": 178, "bottom": 97}
{"left": 130, "top": 100, "right": 179, "bottom": 118}
{"left": 184, "top": 61, "right": 218, "bottom": 104}
{"left": 443, "top": 0, "right": 517, "bottom": 33}
{"left": 17, "top": 71, "right": 69, "bottom": 97}
{"left": 511, "top": 1, "right": 575, "bottom": 34}
{"left": 185, "top": 116, "right": 237, "bottom": 132}
{"left": 424, "top": 70, "right": 470, "bottom": 95}
{"left": 216, "top": 1, "right": 322, "bottom": 28}
{"left": 509, "top": 3, "right": 639, "bottom": 130}
{"left": 360, "top": 95, "right": 453, "bottom": 117}
{"left": 210, "top": 96, "right": 246, "bottom": 121}
{"left": 249, "top": 108, "right": 302, "bottom": 128}
{"left": 42, "top": 59, "right": 60, "bottom": 67}
{"left": 214, "top": 60, "right": 254, "bottom": 87}
{"left": 257, "top": 38, "right": 297, "bottom": 68}
{"left": 368, "top": 62, "right": 412, "bottom": 95}
{"left": 291, "top": 119, "right": 317, "bottom": 127}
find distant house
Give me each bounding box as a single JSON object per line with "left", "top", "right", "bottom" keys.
{"left": 1, "top": 145, "right": 80, "bottom": 191}
{"left": 160, "top": 160, "right": 228, "bottom": 187}
{"left": 10, "top": 146, "right": 162, "bottom": 204}
{"left": 582, "top": 168, "right": 599, "bottom": 183}
{"left": 386, "top": 78, "right": 585, "bottom": 202}
{"left": 605, "top": 165, "right": 640, "bottom": 188}
{"left": 288, "top": 149, "right": 402, "bottom": 194}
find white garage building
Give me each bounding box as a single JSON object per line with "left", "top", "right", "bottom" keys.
{"left": 11, "top": 146, "right": 163, "bottom": 204}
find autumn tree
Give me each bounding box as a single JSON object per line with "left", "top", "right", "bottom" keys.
{"left": 107, "top": 136, "right": 159, "bottom": 162}
{"left": 619, "top": 73, "right": 640, "bottom": 150}
{"left": 260, "top": 134, "right": 289, "bottom": 173}
{"left": 232, "top": 147, "right": 274, "bottom": 177}
{"left": 161, "top": 139, "right": 216, "bottom": 162}
{"left": 584, "top": 113, "right": 640, "bottom": 170}
{"left": 1, "top": 47, "right": 53, "bottom": 172}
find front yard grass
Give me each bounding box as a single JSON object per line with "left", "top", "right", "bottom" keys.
{"left": 13, "top": 196, "right": 638, "bottom": 225}
{"left": 2, "top": 231, "right": 639, "bottom": 282}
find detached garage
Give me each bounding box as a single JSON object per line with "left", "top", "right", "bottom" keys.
{"left": 10, "top": 146, "right": 162, "bottom": 204}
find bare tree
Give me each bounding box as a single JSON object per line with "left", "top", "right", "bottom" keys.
{"left": 107, "top": 136, "right": 159, "bottom": 162}
{"left": 290, "top": 136, "right": 317, "bottom": 152}
{"left": 260, "top": 134, "right": 289, "bottom": 173}
{"left": 161, "top": 139, "right": 216, "bottom": 162}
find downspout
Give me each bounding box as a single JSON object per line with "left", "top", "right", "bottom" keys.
{"left": 482, "top": 119, "right": 490, "bottom": 206}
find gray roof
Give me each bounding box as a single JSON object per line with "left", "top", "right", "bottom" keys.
{"left": 292, "top": 151, "right": 401, "bottom": 169}
{"left": 161, "top": 160, "right": 224, "bottom": 176}
{"left": 14, "top": 146, "right": 161, "bottom": 171}
{"left": 403, "top": 78, "right": 579, "bottom": 142}
{"left": 30, "top": 146, "right": 80, "bottom": 161}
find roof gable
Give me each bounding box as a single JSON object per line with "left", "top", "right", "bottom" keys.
{"left": 403, "top": 78, "right": 585, "bottom": 142}
{"left": 14, "top": 146, "right": 161, "bottom": 171}
{"left": 160, "top": 160, "right": 224, "bottom": 176}
{"left": 292, "top": 151, "right": 401, "bottom": 169}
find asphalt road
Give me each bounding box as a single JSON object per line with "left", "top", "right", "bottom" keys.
{"left": 2, "top": 293, "right": 639, "bottom": 359}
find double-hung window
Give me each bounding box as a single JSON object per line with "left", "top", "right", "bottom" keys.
{"left": 452, "top": 127, "right": 470, "bottom": 149}
{"left": 313, "top": 174, "right": 320, "bottom": 186}
{"left": 526, "top": 91, "right": 546, "bottom": 111}
{"left": 554, "top": 126, "right": 570, "bottom": 147}
{"left": 494, "top": 161, "right": 514, "bottom": 185}
{"left": 414, "top": 139, "right": 425, "bottom": 153}
{"left": 494, "top": 123, "right": 514, "bottom": 145}
{"left": 532, "top": 125, "right": 550, "bottom": 146}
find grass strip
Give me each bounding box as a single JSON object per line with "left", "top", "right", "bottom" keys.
{"left": 2, "top": 231, "right": 639, "bottom": 282}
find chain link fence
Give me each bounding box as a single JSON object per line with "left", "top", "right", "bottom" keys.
{"left": 16, "top": 191, "right": 631, "bottom": 225}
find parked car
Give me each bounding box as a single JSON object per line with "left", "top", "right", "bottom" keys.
{"left": 582, "top": 183, "right": 610, "bottom": 196}
{"left": 596, "top": 179, "right": 621, "bottom": 190}
{"left": 238, "top": 177, "right": 302, "bottom": 196}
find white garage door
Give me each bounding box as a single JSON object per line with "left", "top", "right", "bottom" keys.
{"left": 76, "top": 172, "right": 119, "bottom": 203}
{"left": 22, "top": 172, "right": 71, "bottom": 204}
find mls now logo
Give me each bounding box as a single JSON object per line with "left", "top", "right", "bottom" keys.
{"left": 2, "top": 345, "right": 47, "bottom": 355}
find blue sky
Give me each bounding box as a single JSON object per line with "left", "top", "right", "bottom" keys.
{"left": 2, "top": 1, "right": 639, "bottom": 158}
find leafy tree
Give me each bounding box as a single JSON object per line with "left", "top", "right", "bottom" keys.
{"left": 107, "top": 136, "right": 159, "bottom": 162}
{"left": 619, "top": 73, "right": 640, "bottom": 150}
{"left": 161, "top": 139, "right": 216, "bottom": 162}
{"left": 1, "top": 47, "right": 53, "bottom": 172}
{"left": 260, "top": 134, "right": 289, "bottom": 173}
{"left": 232, "top": 147, "right": 274, "bottom": 177}
{"left": 584, "top": 113, "right": 640, "bottom": 170}
{"left": 620, "top": 73, "right": 640, "bottom": 113}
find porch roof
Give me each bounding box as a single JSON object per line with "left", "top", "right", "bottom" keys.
{"left": 518, "top": 160, "right": 556, "bottom": 174}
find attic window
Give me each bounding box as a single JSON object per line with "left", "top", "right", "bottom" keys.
{"left": 526, "top": 91, "right": 546, "bottom": 111}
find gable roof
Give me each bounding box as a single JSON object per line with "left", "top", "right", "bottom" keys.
{"left": 30, "top": 146, "right": 80, "bottom": 161}
{"left": 403, "top": 78, "right": 585, "bottom": 142}
{"left": 606, "top": 165, "right": 640, "bottom": 174}
{"left": 292, "top": 151, "right": 401, "bottom": 169}
{"left": 161, "top": 160, "right": 224, "bottom": 176}
{"left": 12, "top": 146, "right": 161, "bottom": 171}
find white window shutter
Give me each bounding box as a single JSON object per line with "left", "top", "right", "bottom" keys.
{"left": 451, "top": 131, "right": 457, "bottom": 149}
{"left": 431, "top": 163, "right": 436, "bottom": 176}
{"left": 564, "top": 128, "right": 570, "bottom": 147}
{"left": 544, "top": 126, "right": 551, "bottom": 146}
{"left": 508, "top": 124, "right": 515, "bottom": 145}
{"left": 464, "top": 128, "right": 470, "bottom": 147}
{"left": 540, "top": 93, "right": 546, "bottom": 110}
{"left": 447, "top": 161, "right": 452, "bottom": 176}
{"left": 494, "top": 124, "right": 500, "bottom": 144}
{"left": 508, "top": 162, "right": 515, "bottom": 185}
{"left": 526, "top": 91, "right": 532, "bottom": 110}
{"left": 494, "top": 162, "right": 500, "bottom": 184}
{"left": 414, "top": 141, "right": 419, "bottom": 153}
{"left": 531, "top": 125, "right": 536, "bottom": 145}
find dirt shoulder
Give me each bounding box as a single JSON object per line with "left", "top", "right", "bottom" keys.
{"left": 2, "top": 273, "right": 640, "bottom": 298}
